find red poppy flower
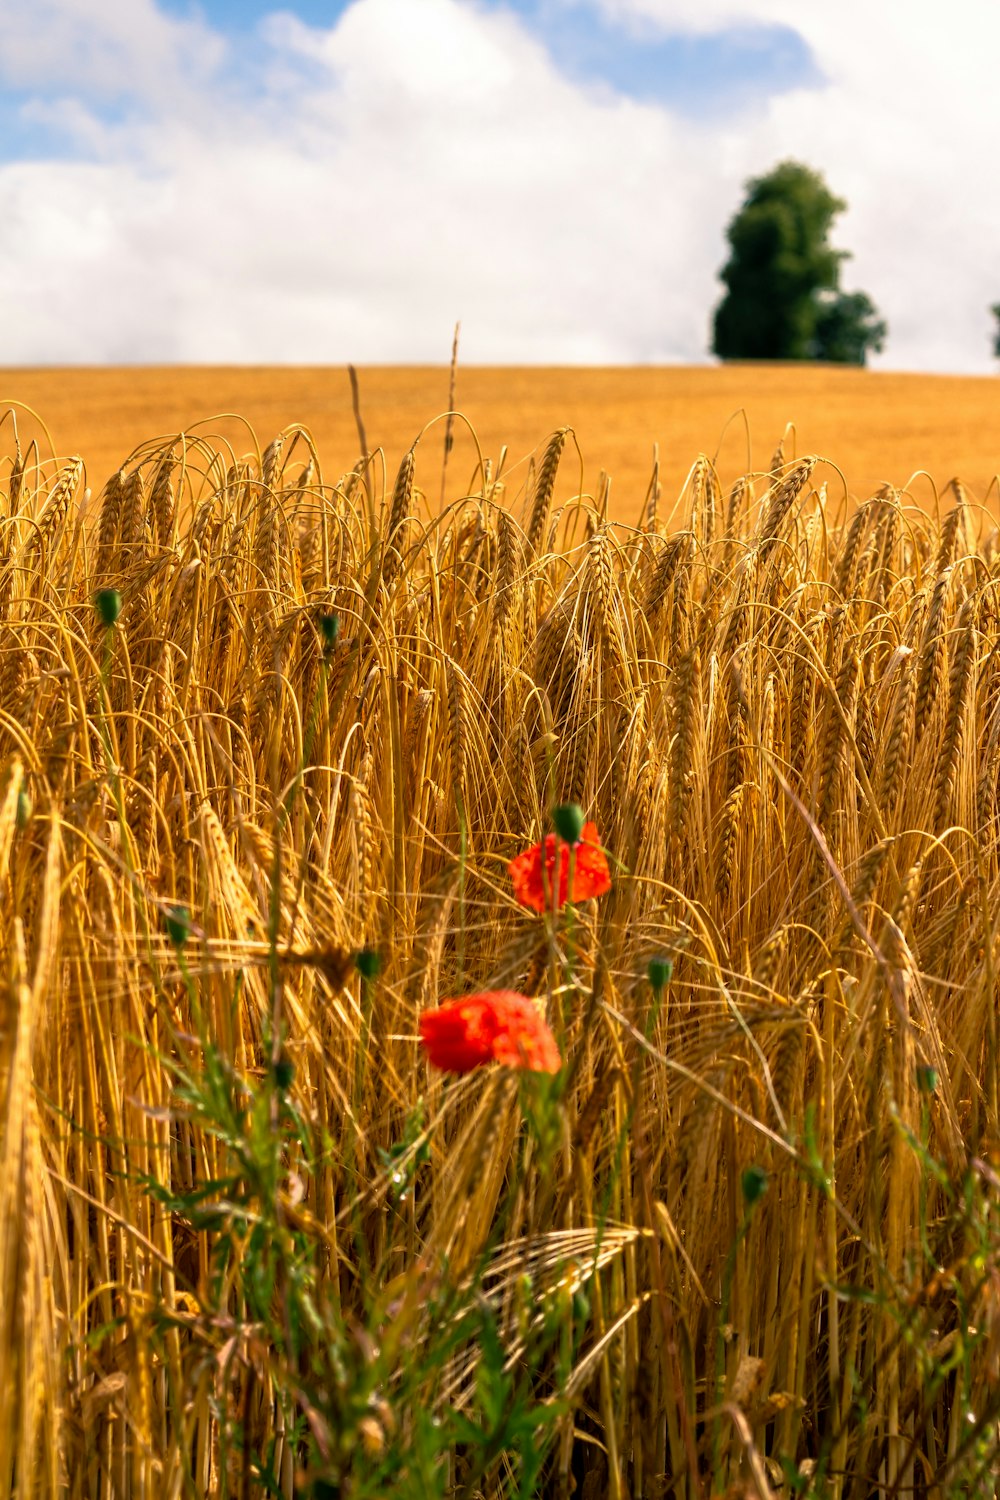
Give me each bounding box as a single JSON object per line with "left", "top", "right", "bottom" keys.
{"left": 419, "top": 991, "right": 561, "bottom": 1074}
{"left": 508, "top": 821, "right": 612, "bottom": 913}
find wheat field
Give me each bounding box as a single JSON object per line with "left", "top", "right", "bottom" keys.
{"left": 2, "top": 377, "right": 1000, "bottom": 1498}
{"left": 5, "top": 364, "right": 1000, "bottom": 516}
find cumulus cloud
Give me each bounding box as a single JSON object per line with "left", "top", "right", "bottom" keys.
{"left": 0, "top": 0, "right": 225, "bottom": 105}
{"left": 0, "top": 0, "right": 995, "bottom": 369}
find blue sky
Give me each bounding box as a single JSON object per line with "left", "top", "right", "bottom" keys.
{"left": 0, "top": 0, "right": 997, "bottom": 369}
{"left": 157, "top": 0, "right": 821, "bottom": 118}
{"left": 164, "top": 0, "right": 351, "bottom": 24}
{"left": 487, "top": 2, "right": 821, "bottom": 117}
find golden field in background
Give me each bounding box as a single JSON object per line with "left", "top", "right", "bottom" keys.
{"left": 3, "top": 363, "right": 999, "bottom": 518}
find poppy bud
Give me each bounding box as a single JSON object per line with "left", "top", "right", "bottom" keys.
{"left": 165, "top": 904, "right": 191, "bottom": 948}
{"left": 95, "top": 588, "right": 122, "bottom": 627}
{"left": 741, "top": 1164, "right": 768, "bottom": 1207}
{"left": 916, "top": 1065, "right": 938, "bottom": 1095}
{"left": 272, "top": 1056, "right": 295, "bottom": 1092}
{"left": 318, "top": 613, "right": 339, "bottom": 651}
{"left": 647, "top": 957, "right": 673, "bottom": 991}
{"left": 553, "top": 802, "right": 585, "bottom": 846}
{"left": 356, "top": 948, "right": 380, "bottom": 981}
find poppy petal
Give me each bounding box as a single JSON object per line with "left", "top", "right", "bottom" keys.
{"left": 419, "top": 991, "right": 561, "bottom": 1075}
{"left": 508, "top": 821, "right": 611, "bottom": 912}
{"left": 419, "top": 999, "right": 496, "bottom": 1073}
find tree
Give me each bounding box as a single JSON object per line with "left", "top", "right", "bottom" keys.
{"left": 992, "top": 303, "right": 1000, "bottom": 359}
{"left": 712, "top": 161, "right": 886, "bottom": 365}
{"left": 811, "top": 290, "right": 886, "bottom": 364}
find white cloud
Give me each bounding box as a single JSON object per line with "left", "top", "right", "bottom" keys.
{"left": 0, "top": 0, "right": 996, "bottom": 370}
{"left": 0, "top": 0, "right": 225, "bottom": 104}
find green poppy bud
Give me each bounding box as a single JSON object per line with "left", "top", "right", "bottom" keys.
{"left": 553, "top": 802, "right": 585, "bottom": 846}
{"left": 741, "top": 1164, "right": 768, "bottom": 1207}
{"left": 272, "top": 1056, "right": 295, "bottom": 1092}
{"left": 647, "top": 957, "right": 673, "bottom": 991}
{"left": 94, "top": 588, "right": 122, "bottom": 627}
{"left": 356, "top": 948, "right": 380, "bottom": 981}
{"left": 318, "top": 613, "right": 339, "bottom": 650}
{"left": 165, "top": 904, "right": 191, "bottom": 948}
{"left": 916, "top": 1065, "right": 938, "bottom": 1095}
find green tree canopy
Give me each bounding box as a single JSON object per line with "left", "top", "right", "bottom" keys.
{"left": 811, "top": 290, "right": 887, "bottom": 364}
{"left": 712, "top": 161, "right": 886, "bottom": 365}
{"left": 992, "top": 303, "right": 1000, "bottom": 359}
